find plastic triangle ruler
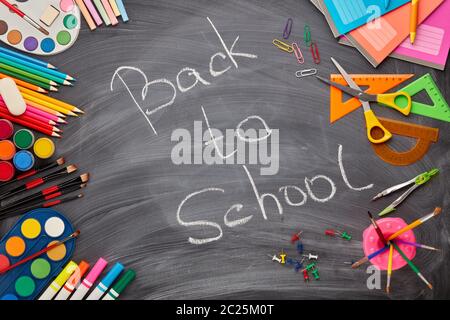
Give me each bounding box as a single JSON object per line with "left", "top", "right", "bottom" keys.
{"left": 329, "top": 74, "right": 414, "bottom": 123}
{"left": 397, "top": 74, "right": 450, "bottom": 123}
{"left": 371, "top": 117, "right": 439, "bottom": 166}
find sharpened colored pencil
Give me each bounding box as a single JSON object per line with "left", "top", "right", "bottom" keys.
{"left": 0, "top": 63, "right": 58, "bottom": 86}
{"left": 21, "top": 91, "right": 78, "bottom": 116}
{"left": 0, "top": 72, "right": 48, "bottom": 93}
{"left": 19, "top": 87, "right": 83, "bottom": 114}
{"left": 0, "top": 46, "right": 56, "bottom": 69}
{"left": 0, "top": 68, "right": 58, "bottom": 90}
{"left": 0, "top": 110, "right": 61, "bottom": 137}
{"left": 0, "top": 104, "right": 56, "bottom": 126}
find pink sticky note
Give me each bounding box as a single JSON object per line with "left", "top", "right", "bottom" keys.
{"left": 83, "top": 0, "right": 103, "bottom": 26}
{"left": 363, "top": 218, "right": 416, "bottom": 271}
{"left": 101, "top": 0, "right": 119, "bottom": 25}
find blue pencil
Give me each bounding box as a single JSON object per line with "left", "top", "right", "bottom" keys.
{"left": 0, "top": 52, "right": 74, "bottom": 81}
{"left": 0, "top": 46, "right": 56, "bottom": 70}
{"left": 115, "top": 0, "right": 129, "bottom": 22}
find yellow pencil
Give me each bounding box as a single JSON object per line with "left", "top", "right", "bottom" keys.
{"left": 21, "top": 92, "right": 77, "bottom": 116}
{"left": 25, "top": 99, "right": 65, "bottom": 118}
{"left": 386, "top": 244, "right": 393, "bottom": 293}
{"left": 18, "top": 86, "right": 83, "bottom": 114}
{"left": 410, "top": 0, "right": 419, "bottom": 44}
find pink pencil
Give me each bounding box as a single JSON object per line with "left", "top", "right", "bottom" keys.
{"left": 0, "top": 104, "right": 56, "bottom": 126}
{"left": 83, "top": 0, "right": 103, "bottom": 26}
{"left": 0, "top": 97, "right": 65, "bottom": 123}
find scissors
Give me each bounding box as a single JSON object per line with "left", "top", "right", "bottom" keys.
{"left": 317, "top": 58, "right": 412, "bottom": 144}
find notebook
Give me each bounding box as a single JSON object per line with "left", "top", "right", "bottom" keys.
{"left": 318, "top": 0, "right": 410, "bottom": 37}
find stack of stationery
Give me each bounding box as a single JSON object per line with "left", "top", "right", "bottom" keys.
{"left": 311, "top": 0, "right": 449, "bottom": 70}
{"left": 0, "top": 46, "right": 83, "bottom": 139}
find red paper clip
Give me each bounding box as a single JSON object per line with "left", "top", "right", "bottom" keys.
{"left": 310, "top": 42, "right": 320, "bottom": 64}
{"left": 291, "top": 43, "right": 304, "bottom": 64}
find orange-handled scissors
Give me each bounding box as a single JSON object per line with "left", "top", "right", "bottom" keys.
{"left": 318, "top": 58, "right": 398, "bottom": 144}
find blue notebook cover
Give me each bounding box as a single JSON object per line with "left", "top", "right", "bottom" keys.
{"left": 320, "top": 0, "right": 410, "bottom": 36}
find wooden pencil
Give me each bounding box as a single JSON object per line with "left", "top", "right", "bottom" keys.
{"left": 22, "top": 92, "right": 77, "bottom": 116}
{"left": 0, "top": 110, "right": 61, "bottom": 137}
{"left": 0, "top": 72, "right": 49, "bottom": 93}
{"left": 19, "top": 87, "right": 83, "bottom": 114}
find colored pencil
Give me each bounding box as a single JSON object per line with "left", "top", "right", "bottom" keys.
{"left": 0, "top": 53, "right": 74, "bottom": 81}
{"left": 19, "top": 87, "right": 83, "bottom": 114}
{"left": 0, "top": 157, "right": 65, "bottom": 188}
{"left": 410, "top": 0, "right": 419, "bottom": 44}
{"left": 0, "top": 58, "right": 72, "bottom": 85}
{"left": 0, "top": 110, "right": 61, "bottom": 137}
{"left": 0, "top": 165, "right": 77, "bottom": 200}
{"left": 0, "top": 46, "right": 56, "bottom": 69}
{"left": 392, "top": 242, "right": 432, "bottom": 289}
{"left": 0, "top": 174, "right": 89, "bottom": 211}
{"left": 387, "top": 207, "right": 442, "bottom": 241}
{"left": 0, "top": 0, "right": 49, "bottom": 35}
{"left": 0, "top": 104, "right": 56, "bottom": 126}
{"left": 0, "top": 108, "right": 61, "bottom": 132}
{"left": 26, "top": 106, "right": 66, "bottom": 124}
{"left": 386, "top": 244, "right": 393, "bottom": 293}
{"left": 0, "top": 72, "right": 49, "bottom": 93}
{"left": 0, "top": 230, "right": 80, "bottom": 274}
{"left": 395, "top": 239, "right": 440, "bottom": 251}
{"left": 0, "top": 68, "right": 58, "bottom": 90}
{"left": 25, "top": 99, "right": 65, "bottom": 118}
{"left": 0, "top": 64, "right": 58, "bottom": 86}
{"left": 368, "top": 211, "right": 388, "bottom": 245}
{"left": 22, "top": 92, "right": 78, "bottom": 116}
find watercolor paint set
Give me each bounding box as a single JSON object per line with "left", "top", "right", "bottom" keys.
{"left": 0, "top": 0, "right": 81, "bottom": 55}
{"left": 0, "top": 208, "right": 75, "bottom": 300}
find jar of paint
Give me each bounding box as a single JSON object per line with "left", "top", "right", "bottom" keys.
{"left": 0, "top": 119, "right": 14, "bottom": 140}
{"left": 0, "top": 140, "right": 16, "bottom": 160}
{"left": 0, "top": 161, "right": 15, "bottom": 182}
{"left": 33, "top": 138, "right": 55, "bottom": 159}
{"left": 13, "top": 150, "right": 35, "bottom": 172}
{"left": 13, "top": 129, "right": 35, "bottom": 150}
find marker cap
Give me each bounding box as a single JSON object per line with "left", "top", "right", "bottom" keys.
{"left": 111, "top": 269, "right": 135, "bottom": 295}
{"left": 54, "top": 261, "right": 78, "bottom": 287}
{"left": 101, "top": 262, "right": 124, "bottom": 288}
{"left": 85, "top": 257, "right": 108, "bottom": 284}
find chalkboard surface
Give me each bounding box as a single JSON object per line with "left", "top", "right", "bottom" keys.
{"left": 1, "top": 0, "right": 449, "bottom": 300}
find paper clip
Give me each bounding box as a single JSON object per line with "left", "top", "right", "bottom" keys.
{"left": 272, "top": 39, "right": 293, "bottom": 53}
{"left": 291, "top": 43, "right": 304, "bottom": 64}
{"left": 295, "top": 68, "right": 317, "bottom": 78}
{"left": 304, "top": 25, "right": 312, "bottom": 47}
{"left": 310, "top": 42, "right": 320, "bottom": 64}
{"left": 283, "top": 18, "right": 293, "bottom": 39}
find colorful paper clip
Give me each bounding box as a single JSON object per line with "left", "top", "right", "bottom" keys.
{"left": 291, "top": 43, "right": 304, "bottom": 64}
{"left": 295, "top": 68, "right": 317, "bottom": 78}
{"left": 273, "top": 39, "right": 293, "bottom": 53}
{"left": 310, "top": 42, "right": 320, "bottom": 64}
{"left": 283, "top": 18, "right": 293, "bottom": 39}
{"left": 304, "top": 25, "right": 312, "bottom": 47}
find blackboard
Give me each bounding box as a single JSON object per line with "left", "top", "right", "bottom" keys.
{"left": 1, "top": 0, "right": 449, "bottom": 300}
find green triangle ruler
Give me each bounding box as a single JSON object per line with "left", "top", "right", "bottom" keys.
{"left": 398, "top": 74, "right": 450, "bottom": 123}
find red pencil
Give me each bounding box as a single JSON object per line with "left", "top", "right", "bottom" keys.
{"left": 0, "top": 104, "right": 56, "bottom": 126}
{"left": 0, "top": 110, "right": 60, "bottom": 137}
{"left": 0, "top": 109, "right": 61, "bottom": 132}
{"left": 0, "top": 230, "right": 80, "bottom": 274}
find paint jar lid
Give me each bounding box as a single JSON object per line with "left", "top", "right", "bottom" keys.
{"left": 13, "top": 150, "right": 35, "bottom": 171}
{"left": 14, "top": 129, "right": 35, "bottom": 150}
{"left": 0, "top": 119, "right": 14, "bottom": 140}
{"left": 0, "top": 161, "right": 15, "bottom": 182}
{"left": 33, "top": 138, "right": 55, "bottom": 159}
{"left": 0, "top": 140, "right": 16, "bottom": 160}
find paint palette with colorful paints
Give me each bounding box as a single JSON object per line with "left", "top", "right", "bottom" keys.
{"left": 0, "top": 208, "right": 75, "bottom": 300}
{"left": 0, "top": 0, "right": 80, "bottom": 55}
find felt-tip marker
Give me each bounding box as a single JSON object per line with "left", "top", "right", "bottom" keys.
{"left": 70, "top": 258, "right": 107, "bottom": 300}
{"left": 54, "top": 260, "right": 90, "bottom": 300}
{"left": 38, "top": 261, "right": 78, "bottom": 300}
{"left": 86, "top": 262, "right": 124, "bottom": 300}
{"left": 102, "top": 269, "right": 136, "bottom": 300}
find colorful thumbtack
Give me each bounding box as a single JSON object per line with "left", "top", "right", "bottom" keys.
{"left": 303, "top": 253, "right": 318, "bottom": 260}
{"left": 311, "top": 268, "right": 320, "bottom": 280}
{"left": 290, "top": 231, "right": 303, "bottom": 243}
{"left": 296, "top": 242, "right": 304, "bottom": 254}
{"left": 303, "top": 269, "right": 309, "bottom": 282}
{"left": 325, "top": 229, "right": 352, "bottom": 241}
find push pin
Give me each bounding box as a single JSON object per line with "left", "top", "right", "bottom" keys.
{"left": 279, "top": 251, "right": 287, "bottom": 264}
{"left": 286, "top": 257, "right": 294, "bottom": 265}
{"left": 290, "top": 231, "right": 303, "bottom": 243}
{"left": 302, "top": 262, "right": 316, "bottom": 272}
{"left": 269, "top": 254, "right": 282, "bottom": 263}
{"left": 294, "top": 260, "right": 303, "bottom": 272}
{"left": 325, "top": 229, "right": 352, "bottom": 241}
{"left": 303, "top": 253, "right": 318, "bottom": 260}
{"left": 296, "top": 242, "right": 304, "bottom": 255}
{"left": 311, "top": 268, "right": 320, "bottom": 280}
{"left": 303, "top": 269, "right": 309, "bottom": 282}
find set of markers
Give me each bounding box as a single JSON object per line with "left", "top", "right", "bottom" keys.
{"left": 39, "top": 258, "right": 135, "bottom": 300}
{"left": 75, "top": 0, "right": 129, "bottom": 30}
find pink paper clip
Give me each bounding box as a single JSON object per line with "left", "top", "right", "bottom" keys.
{"left": 291, "top": 43, "right": 304, "bottom": 64}
{"left": 310, "top": 42, "right": 320, "bottom": 64}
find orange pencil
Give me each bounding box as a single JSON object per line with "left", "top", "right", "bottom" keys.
{"left": 410, "top": 0, "right": 419, "bottom": 44}
{"left": 0, "top": 72, "right": 50, "bottom": 93}
{"left": 19, "top": 87, "right": 83, "bottom": 114}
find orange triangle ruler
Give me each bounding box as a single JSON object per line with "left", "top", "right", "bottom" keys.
{"left": 329, "top": 74, "right": 415, "bottom": 123}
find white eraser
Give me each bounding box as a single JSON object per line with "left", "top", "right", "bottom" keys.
{"left": 40, "top": 5, "right": 60, "bottom": 27}
{"left": 0, "top": 78, "right": 27, "bottom": 116}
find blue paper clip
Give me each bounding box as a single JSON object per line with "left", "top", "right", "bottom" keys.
{"left": 283, "top": 18, "right": 293, "bottom": 39}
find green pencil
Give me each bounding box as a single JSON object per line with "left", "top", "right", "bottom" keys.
{"left": 392, "top": 242, "right": 432, "bottom": 290}
{"left": 0, "top": 67, "right": 58, "bottom": 91}
{"left": 0, "top": 57, "right": 71, "bottom": 85}
{"left": 0, "top": 63, "right": 58, "bottom": 86}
